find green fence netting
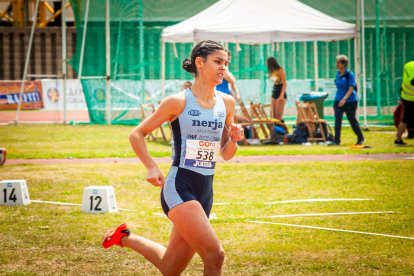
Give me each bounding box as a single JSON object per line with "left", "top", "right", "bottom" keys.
{"left": 69, "top": 0, "right": 414, "bottom": 125}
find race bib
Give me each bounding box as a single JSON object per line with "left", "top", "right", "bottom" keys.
{"left": 184, "top": 140, "right": 220, "bottom": 169}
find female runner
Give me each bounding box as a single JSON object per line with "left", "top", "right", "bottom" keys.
{"left": 102, "top": 40, "right": 244, "bottom": 276}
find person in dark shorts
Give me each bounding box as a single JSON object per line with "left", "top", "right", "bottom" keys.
{"left": 102, "top": 40, "right": 244, "bottom": 276}
{"left": 266, "top": 57, "right": 287, "bottom": 121}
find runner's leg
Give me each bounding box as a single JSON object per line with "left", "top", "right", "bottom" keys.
{"left": 121, "top": 225, "right": 195, "bottom": 276}
{"left": 168, "top": 200, "right": 225, "bottom": 276}
{"left": 120, "top": 200, "right": 223, "bottom": 275}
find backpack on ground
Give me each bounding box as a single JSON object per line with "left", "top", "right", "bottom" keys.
{"left": 313, "top": 122, "right": 334, "bottom": 142}
{"left": 272, "top": 119, "right": 289, "bottom": 134}
{"left": 287, "top": 122, "right": 309, "bottom": 144}
{"left": 267, "top": 125, "right": 286, "bottom": 144}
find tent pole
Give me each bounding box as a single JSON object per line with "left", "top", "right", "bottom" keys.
{"left": 161, "top": 41, "right": 166, "bottom": 100}
{"left": 354, "top": 39, "right": 360, "bottom": 87}
{"left": 355, "top": 0, "right": 361, "bottom": 122}
{"left": 62, "top": 0, "right": 67, "bottom": 124}
{"left": 304, "top": 42, "right": 307, "bottom": 78}
{"left": 15, "top": 0, "right": 40, "bottom": 126}
{"left": 382, "top": 0, "right": 390, "bottom": 114}
{"left": 113, "top": 0, "right": 125, "bottom": 78}
{"left": 259, "top": 44, "right": 265, "bottom": 104}
{"left": 375, "top": 0, "right": 381, "bottom": 116}
{"left": 74, "top": 0, "right": 90, "bottom": 126}
{"left": 361, "top": 0, "right": 368, "bottom": 128}
{"left": 313, "top": 41, "right": 319, "bottom": 92}
{"left": 106, "top": 0, "right": 111, "bottom": 125}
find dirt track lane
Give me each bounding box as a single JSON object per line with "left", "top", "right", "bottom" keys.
{"left": 0, "top": 111, "right": 90, "bottom": 124}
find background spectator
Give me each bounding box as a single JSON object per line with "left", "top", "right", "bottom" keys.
{"left": 266, "top": 57, "right": 287, "bottom": 121}
{"left": 329, "top": 54, "right": 365, "bottom": 146}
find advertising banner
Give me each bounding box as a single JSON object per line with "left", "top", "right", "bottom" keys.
{"left": 41, "top": 79, "right": 88, "bottom": 111}
{"left": 0, "top": 81, "right": 44, "bottom": 110}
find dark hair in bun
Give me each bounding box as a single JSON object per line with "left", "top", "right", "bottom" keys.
{"left": 182, "top": 40, "right": 225, "bottom": 77}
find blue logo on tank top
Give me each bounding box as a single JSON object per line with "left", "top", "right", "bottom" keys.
{"left": 188, "top": 109, "right": 201, "bottom": 116}
{"left": 217, "top": 110, "right": 225, "bottom": 118}
{"left": 192, "top": 119, "right": 223, "bottom": 130}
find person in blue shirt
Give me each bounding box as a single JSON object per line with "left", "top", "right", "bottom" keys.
{"left": 329, "top": 55, "right": 365, "bottom": 146}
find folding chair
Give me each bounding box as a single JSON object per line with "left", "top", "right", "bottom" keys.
{"left": 233, "top": 115, "right": 251, "bottom": 146}
{"left": 259, "top": 103, "right": 289, "bottom": 134}
{"left": 238, "top": 101, "right": 251, "bottom": 120}
{"left": 248, "top": 101, "right": 274, "bottom": 135}
{"left": 239, "top": 101, "right": 269, "bottom": 138}
{"left": 295, "top": 101, "right": 326, "bottom": 142}
{"left": 235, "top": 101, "right": 259, "bottom": 144}
{"left": 139, "top": 103, "right": 167, "bottom": 142}
{"left": 261, "top": 104, "right": 272, "bottom": 119}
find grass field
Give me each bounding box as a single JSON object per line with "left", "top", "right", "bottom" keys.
{"left": 1, "top": 124, "right": 413, "bottom": 159}
{"left": 1, "top": 160, "right": 414, "bottom": 275}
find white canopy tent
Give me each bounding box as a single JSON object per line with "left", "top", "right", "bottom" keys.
{"left": 160, "top": 0, "right": 368, "bottom": 126}
{"left": 162, "top": 0, "right": 356, "bottom": 43}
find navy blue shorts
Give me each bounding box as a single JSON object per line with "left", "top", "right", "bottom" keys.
{"left": 272, "top": 84, "right": 287, "bottom": 99}
{"left": 161, "top": 166, "right": 214, "bottom": 218}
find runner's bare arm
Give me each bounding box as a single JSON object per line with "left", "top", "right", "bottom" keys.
{"left": 220, "top": 94, "right": 244, "bottom": 160}
{"left": 129, "top": 92, "right": 185, "bottom": 186}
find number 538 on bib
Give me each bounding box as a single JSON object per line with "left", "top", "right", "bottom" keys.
{"left": 184, "top": 140, "right": 220, "bottom": 169}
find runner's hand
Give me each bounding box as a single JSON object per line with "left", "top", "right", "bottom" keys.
{"left": 228, "top": 123, "right": 244, "bottom": 142}
{"left": 146, "top": 167, "right": 165, "bottom": 187}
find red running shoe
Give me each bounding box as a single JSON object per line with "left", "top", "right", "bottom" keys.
{"left": 102, "top": 223, "right": 130, "bottom": 248}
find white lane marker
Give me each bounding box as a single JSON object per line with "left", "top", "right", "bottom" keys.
{"left": 118, "top": 208, "right": 137, "bottom": 212}
{"left": 30, "top": 200, "right": 136, "bottom": 211}
{"left": 265, "top": 199, "right": 374, "bottom": 205}
{"left": 261, "top": 211, "right": 394, "bottom": 218}
{"left": 248, "top": 221, "right": 414, "bottom": 240}
{"left": 153, "top": 212, "right": 167, "bottom": 217}
{"left": 31, "top": 200, "right": 80, "bottom": 206}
